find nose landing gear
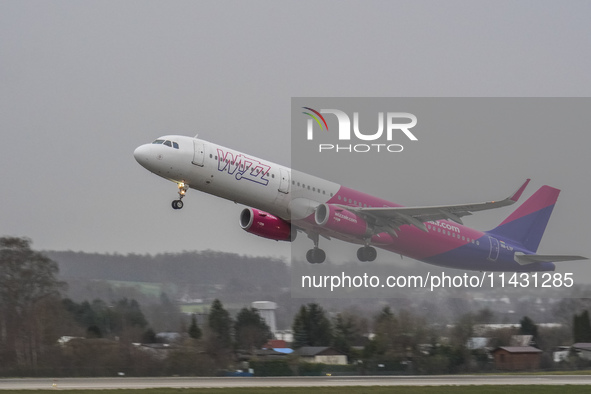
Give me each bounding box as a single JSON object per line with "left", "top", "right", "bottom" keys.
{"left": 172, "top": 182, "right": 188, "bottom": 210}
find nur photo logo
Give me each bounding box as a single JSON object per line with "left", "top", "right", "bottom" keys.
{"left": 302, "top": 107, "right": 418, "bottom": 153}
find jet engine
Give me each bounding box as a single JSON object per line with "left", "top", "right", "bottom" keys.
{"left": 314, "top": 203, "right": 371, "bottom": 236}
{"left": 239, "top": 208, "right": 294, "bottom": 241}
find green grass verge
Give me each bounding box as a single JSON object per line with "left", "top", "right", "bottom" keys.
{"left": 4, "top": 387, "right": 591, "bottom": 394}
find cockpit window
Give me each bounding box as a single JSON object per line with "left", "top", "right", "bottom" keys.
{"left": 152, "top": 139, "right": 179, "bottom": 149}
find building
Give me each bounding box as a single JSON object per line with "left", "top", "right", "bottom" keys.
{"left": 510, "top": 335, "right": 535, "bottom": 347}
{"left": 492, "top": 346, "right": 542, "bottom": 371}
{"left": 295, "top": 347, "right": 347, "bottom": 365}
{"left": 553, "top": 346, "right": 570, "bottom": 363}
{"left": 572, "top": 343, "right": 591, "bottom": 360}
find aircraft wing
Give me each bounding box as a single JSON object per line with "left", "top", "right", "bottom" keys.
{"left": 342, "top": 179, "right": 531, "bottom": 235}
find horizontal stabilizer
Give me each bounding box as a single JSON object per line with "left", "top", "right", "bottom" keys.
{"left": 514, "top": 252, "right": 588, "bottom": 266}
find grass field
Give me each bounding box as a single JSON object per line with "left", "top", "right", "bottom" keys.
{"left": 106, "top": 280, "right": 177, "bottom": 297}
{"left": 4, "top": 387, "right": 591, "bottom": 394}
{"left": 180, "top": 304, "right": 209, "bottom": 314}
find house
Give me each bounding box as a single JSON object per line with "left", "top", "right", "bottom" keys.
{"left": 262, "top": 339, "right": 293, "bottom": 354}
{"left": 294, "top": 347, "right": 347, "bottom": 365}
{"left": 553, "top": 346, "right": 570, "bottom": 363}
{"left": 510, "top": 335, "right": 535, "bottom": 347}
{"left": 572, "top": 343, "right": 591, "bottom": 360}
{"left": 492, "top": 346, "right": 542, "bottom": 371}
{"left": 263, "top": 339, "right": 287, "bottom": 349}
{"left": 236, "top": 348, "right": 289, "bottom": 361}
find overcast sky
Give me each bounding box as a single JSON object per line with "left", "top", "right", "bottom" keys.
{"left": 1, "top": 1, "right": 590, "bottom": 277}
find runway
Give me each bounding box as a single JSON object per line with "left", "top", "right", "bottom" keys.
{"left": 2, "top": 375, "right": 591, "bottom": 390}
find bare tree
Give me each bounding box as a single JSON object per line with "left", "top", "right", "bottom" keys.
{"left": 0, "top": 237, "right": 65, "bottom": 369}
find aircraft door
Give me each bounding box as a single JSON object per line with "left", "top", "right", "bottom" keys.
{"left": 488, "top": 236, "right": 500, "bottom": 261}
{"left": 192, "top": 141, "right": 205, "bottom": 166}
{"left": 278, "top": 168, "right": 289, "bottom": 194}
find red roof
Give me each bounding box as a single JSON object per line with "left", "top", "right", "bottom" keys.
{"left": 263, "top": 339, "right": 287, "bottom": 349}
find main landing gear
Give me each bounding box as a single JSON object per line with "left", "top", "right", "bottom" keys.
{"left": 357, "top": 246, "right": 377, "bottom": 262}
{"left": 172, "top": 182, "right": 188, "bottom": 210}
{"left": 306, "top": 233, "right": 326, "bottom": 264}
{"left": 304, "top": 233, "right": 378, "bottom": 264}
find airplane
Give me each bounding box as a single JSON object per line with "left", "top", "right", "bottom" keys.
{"left": 134, "top": 135, "right": 587, "bottom": 272}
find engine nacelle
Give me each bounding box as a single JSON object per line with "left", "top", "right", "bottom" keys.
{"left": 239, "top": 208, "right": 294, "bottom": 242}
{"left": 314, "top": 203, "right": 371, "bottom": 237}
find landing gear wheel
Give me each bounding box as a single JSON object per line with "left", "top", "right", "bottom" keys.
{"left": 172, "top": 182, "right": 188, "bottom": 209}
{"left": 357, "top": 246, "right": 377, "bottom": 262}
{"left": 306, "top": 249, "right": 314, "bottom": 263}
{"left": 306, "top": 248, "right": 326, "bottom": 264}
{"left": 366, "top": 246, "right": 377, "bottom": 262}
{"left": 357, "top": 247, "right": 367, "bottom": 262}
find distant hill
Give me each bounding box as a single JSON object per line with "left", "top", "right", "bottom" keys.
{"left": 45, "top": 250, "right": 290, "bottom": 288}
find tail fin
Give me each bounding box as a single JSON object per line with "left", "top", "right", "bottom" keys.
{"left": 488, "top": 185, "right": 560, "bottom": 252}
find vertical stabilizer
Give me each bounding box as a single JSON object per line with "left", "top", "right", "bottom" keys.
{"left": 488, "top": 186, "right": 560, "bottom": 252}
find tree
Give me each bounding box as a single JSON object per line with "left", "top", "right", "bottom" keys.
{"left": 62, "top": 297, "right": 148, "bottom": 342}
{"left": 114, "top": 298, "right": 148, "bottom": 331}
{"left": 207, "top": 299, "right": 233, "bottom": 349}
{"left": 574, "top": 310, "right": 591, "bottom": 343}
{"left": 372, "top": 306, "right": 399, "bottom": 356}
{"left": 145, "top": 292, "right": 183, "bottom": 332}
{"left": 333, "top": 313, "right": 361, "bottom": 357}
{"left": 474, "top": 308, "right": 495, "bottom": 324}
{"left": 204, "top": 299, "right": 233, "bottom": 369}
{"left": 234, "top": 307, "right": 271, "bottom": 351}
{"left": 142, "top": 327, "right": 157, "bottom": 343}
{"left": 291, "top": 303, "right": 332, "bottom": 348}
{"left": 0, "top": 237, "right": 65, "bottom": 368}
{"left": 292, "top": 305, "right": 309, "bottom": 349}
{"left": 519, "top": 316, "right": 539, "bottom": 343}
{"left": 450, "top": 312, "right": 474, "bottom": 348}
{"left": 188, "top": 314, "right": 202, "bottom": 340}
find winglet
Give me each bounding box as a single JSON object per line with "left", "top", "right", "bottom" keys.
{"left": 509, "top": 179, "right": 531, "bottom": 202}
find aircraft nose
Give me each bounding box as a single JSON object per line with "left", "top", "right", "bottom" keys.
{"left": 133, "top": 144, "right": 151, "bottom": 166}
